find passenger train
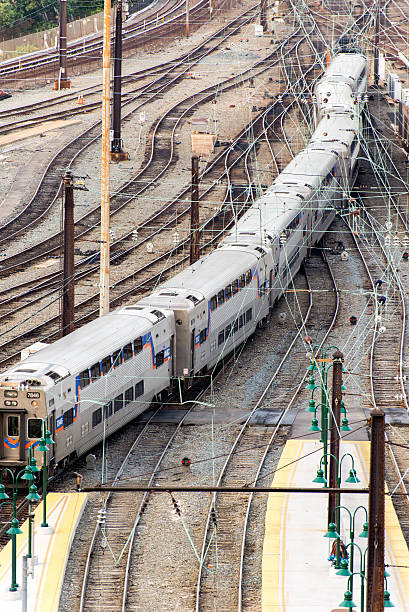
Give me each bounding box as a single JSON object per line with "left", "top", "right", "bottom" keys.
{"left": 0, "top": 53, "right": 367, "bottom": 471}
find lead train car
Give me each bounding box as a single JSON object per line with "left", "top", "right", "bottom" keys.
{"left": 0, "top": 307, "right": 174, "bottom": 468}
{"left": 0, "top": 53, "right": 367, "bottom": 471}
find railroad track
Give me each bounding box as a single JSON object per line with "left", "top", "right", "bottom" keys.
{"left": 0, "top": 2, "right": 262, "bottom": 249}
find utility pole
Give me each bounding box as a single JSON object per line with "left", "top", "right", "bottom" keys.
{"left": 190, "top": 155, "right": 200, "bottom": 264}
{"left": 54, "top": 0, "right": 70, "bottom": 89}
{"left": 100, "top": 0, "right": 111, "bottom": 317}
{"left": 62, "top": 170, "right": 75, "bottom": 336}
{"left": 186, "top": 0, "right": 189, "bottom": 37}
{"left": 260, "top": 0, "right": 268, "bottom": 32}
{"left": 111, "top": 0, "right": 129, "bottom": 161}
{"left": 327, "top": 350, "right": 343, "bottom": 535}
{"left": 366, "top": 408, "right": 385, "bottom": 612}
{"left": 374, "top": 0, "right": 380, "bottom": 86}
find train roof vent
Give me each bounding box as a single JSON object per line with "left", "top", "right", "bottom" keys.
{"left": 304, "top": 183, "right": 313, "bottom": 188}
{"left": 186, "top": 295, "right": 199, "bottom": 305}
{"left": 151, "top": 309, "right": 165, "bottom": 321}
{"left": 159, "top": 291, "right": 178, "bottom": 296}
{"left": 124, "top": 306, "right": 144, "bottom": 310}
{"left": 15, "top": 368, "right": 38, "bottom": 373}
{"left": 241, "top": 232, "right": 256, "bottom": 235}
{"left": 296, "top": 194, "right": 305, "bottom": 199}
{"left": 45, "top": 370, "right": 62, "bottom": 383}
{"left": 254, "top": 247, "right": 265, "bottom": 254}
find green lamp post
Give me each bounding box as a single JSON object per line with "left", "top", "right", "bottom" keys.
{"left": 7, "top": 517, "right": 23, "bottom": 592}
{"left": 38, "top": 431, "right": 54, "bottom": 530}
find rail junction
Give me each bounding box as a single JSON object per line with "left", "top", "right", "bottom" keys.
{"left": 0, "top": 0, "right": 407, "bottom": 610}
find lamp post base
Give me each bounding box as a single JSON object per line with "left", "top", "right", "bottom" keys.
{"left": 5, "top": 586, "right": 20, "bottom": 599}
{"left": 38, "top": 525, "right": 53, "bottom": 535}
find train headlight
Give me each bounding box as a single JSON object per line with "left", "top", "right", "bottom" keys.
{"left": 31, "top": 400, "right": 38, "bottom": 407}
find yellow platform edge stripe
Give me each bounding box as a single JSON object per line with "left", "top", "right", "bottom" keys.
{"left": 0, "top": 492, "right": 87, "bottom": 612}
{"left": 262, "top": 440, "right": 409, "bottom": 610}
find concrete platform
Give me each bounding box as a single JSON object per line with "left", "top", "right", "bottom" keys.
{"left": 262, "top": 439, "right": 409, "bottom": 611}
{"left": 0, "top": 492, "right": 87, "bottom": 611}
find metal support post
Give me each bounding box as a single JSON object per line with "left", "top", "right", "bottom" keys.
{"left": 190, "top": 155, "right": 200, "bottom": 264}
{"left": 328, "top": 349, "right": 343, "bottom": 568}
{"left": 100, "top": 0, "right": 112, "bottom": 317}
{"left": 260, "top": 0, "right": 268, "bottom": 31}
{"left": 320, "top": 365, "right": 328, "bottom": 480}
{"left": 22, "top": 555, "right": 28, "bottom": 612}
{"left": 366, "top": 408, "right": 385, "bottom": 612}
{"left": 374, "top": 0, "right": 380, "bottom": 86}
{"left": 62, "top": 170, "right": 74, "bottom": 336}
{"left": 54, "top": 0, "right": 70, "bottom": 89}
{"left": 111, "top": 0, "right": 129, "bottom": 161}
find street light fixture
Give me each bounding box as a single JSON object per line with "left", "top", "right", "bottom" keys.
{"left": 339, "top": 590, "right": 356, "bottom": 609}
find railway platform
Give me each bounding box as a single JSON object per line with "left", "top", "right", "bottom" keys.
{"left": 262, "top": 439, "right": 409, "bottom": 611}
{"left": 0, "top": 492, "right": 87, "bottom": 612}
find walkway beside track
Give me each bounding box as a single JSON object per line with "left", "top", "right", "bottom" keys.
{"left": 262, "top": 439, "right": 409, "bottom": 611}
{"left": 0, "top": 492, "right": 87, "bottom": 611}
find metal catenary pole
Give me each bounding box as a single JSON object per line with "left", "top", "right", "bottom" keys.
{"left": 190, "top": 155, "right": 200, "bottom": 264}
{"left": 111, "top": 0, "right": 128, "bottom": 161}
{"left": 328, "top": 349, "right": 343, "bottom": 566}
{"left": 100, "top": 0, "right": 112, "bottom": 317}
{"left": 373, "top": 0, "right": 380, "bottom": 86}
{"left": 62, "top": 170, "right": 75, "bottom": 336}
{"left": 366, "top": 408, "right": 385, "bottom": 612}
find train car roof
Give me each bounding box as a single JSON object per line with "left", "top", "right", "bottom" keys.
{"left": 151, "top": 248, "right": 260, "bottom": 302}
{"left": 1, "top": 307, "right": 172, "bottom": 382}
{"left": 323, "top": 53, "right": 366, "bottom": 82}
{"left": 309, "top": 115, "right": 358, "bottom": 153}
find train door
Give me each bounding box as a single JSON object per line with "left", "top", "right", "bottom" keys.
{"left": 3, "top": 412, "right": 24, "bottom": 462}
{"left": 190, "top": 328, "right": 195, "bottom": 373}
{"left": 49, "top": 411, "right": 56, "bottom": 460}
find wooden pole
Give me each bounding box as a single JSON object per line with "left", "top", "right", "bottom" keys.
{"left": 186, "top": 0, "right": 189, "bottom": 37}
{"left": 190, "top": 155, "right": 200, "bottom": 264}
{"left": 100, "top": 0, "right": 111, "bottom": 316}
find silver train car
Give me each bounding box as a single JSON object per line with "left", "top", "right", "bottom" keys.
{"left": 0, "top": 53, "right": 367, "bottom": 471}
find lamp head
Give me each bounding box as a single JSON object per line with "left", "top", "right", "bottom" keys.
{"left": 336, "top": 558, "right": 352, "bottom": 576}
{"left": 359, "top": 522, "right": 368, "bottom": 538}
{"left": 26, "top": 483, "right": 41, "bottom": 502}
{"left": 313, "top": 469, "right": 327, "bottom": 484}
{"left": 339, "top": 590, "right": 356, "bottom": 608}
{"left": 323, "top": 522, "right": 340, "bottom": 538}
{"left": 345, "top": 468, "right": 360, "bottom": 483}
{"left": 341, "top": 417, "right": 351, "bottom": 431}
{"left": 384, "top": 590, "right": 395, "bottom": 607}
{"left": 21, "top": 466, "right": 34, "bottom": 481}
{"left": 305, "top": 376, "right": 316, "bottom": 390}
{"left": 308, "top": 418, "right": 321, "bottom": 432}
{"left": 306, "top": 399, "right": 316, "bottom": 412}
{"left": 0, "top": 484, "right": 9, "bottom": 500}
{"left": 29, "top": 456, "right": 41, "bottom": 473}
{"left": 45, "top": 430, "right": 54, "bottom": 445}
{"left": 308, "top": 360, "right": 318, "bottom": 373}
{"left": 7, "top": 518, "right": 23, "bottom": 536}
{"left": 37, "top": 438, "right": 48, "bottom": 453}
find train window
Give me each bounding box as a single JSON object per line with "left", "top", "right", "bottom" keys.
{"left": 92, "top": 408, "right": 102, "bottom": 428}
{"left": 135, "top": 381, "right": 144, "bottom": 398}
{"left": 104, "top": 402, "right": 113, "bottom": 418}
{"left": 217, "top": 290, "right": 224, "bottom": 305}
{"left": 239, "top": 274, "right": 246, "bottom": 288}
{"left": 101, "top": 356, "right": 112, "bottom": 375}
{"left": 114, "top": 394, "right": 124, "bottom": 413}
{"left": 210, "top": 296, "right": 217, "bottom": 310}
{"left": 80, "top": 369, "right": 91, "bottom": 389}
{"left": 233, "top": 319, "right": 239, "bottom": 333}
{"left": 28, "top": 419, "right": 42, "bottom": 439}
{"left": 7, "top": 416, "right": 19, "bottom": 437}
{"left": 225, "top": 324, "right": 231, "bottom": 338}
{"left": 63, "top": 408, "right": 74, "bottom": 429}
{"left": 232, "top": 280, "right": 239, "bottom": 295}
{"left": 239, "top": 314, "right": 245, "bottom": 329}
{"left": 246, "top": 270, "right": 252, "bottom": 284}
{"left": 156, "top": 351, "right": 164, "bottom": 367}
{"left": 225, "top": 285, "right": 232, "bottom": 299}
{"left": 90, "top": 363, "right": 101, "bottom": 381}
{"left": 199, "top": 329, "right": 207, "bottom": 344}
{"left": 112, "top": 349, "right": 122, "bottom": 367}
{"left": 134, "top": 337, "right": 143, "bottom": 354}
{"left": 123, "top": 344, "right": 133, "bottom": 361}
{"left": 218, "top": 331, "right": 224, "bottom": 346}
{"left": 125, "top": 388, "right": 134, "bottom": 405}
{"left": 49, "top": 398, "right": 55, "bottom": 407}
{"left": 246, "top": 308, "right": 252, "bottom": 323}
